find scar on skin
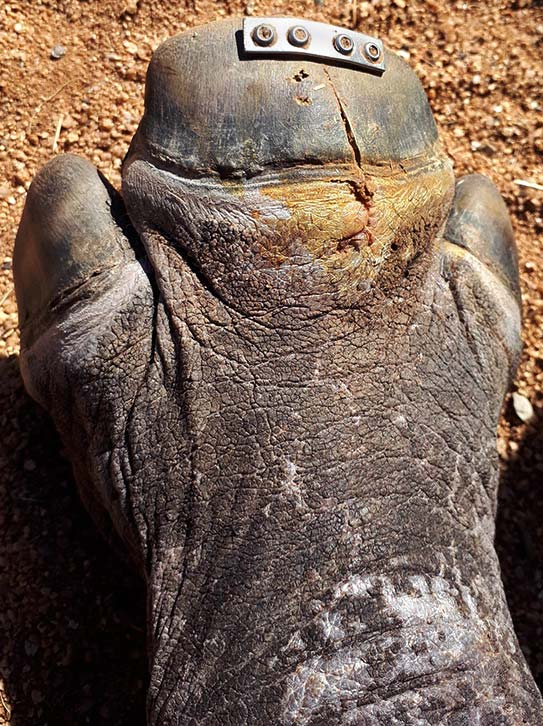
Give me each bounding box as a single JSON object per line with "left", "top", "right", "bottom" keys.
{"left": 282, "top": 574, "right": 507, "bottom": 725}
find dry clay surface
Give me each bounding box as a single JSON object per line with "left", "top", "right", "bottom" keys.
{"left": 1, "top": 0, "right": 542, "bottom": 723}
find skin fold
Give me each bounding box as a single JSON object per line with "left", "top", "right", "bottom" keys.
{"left": 13, "top": 17, "right": 543, "bottom": 725}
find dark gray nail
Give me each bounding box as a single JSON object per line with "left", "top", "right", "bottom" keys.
{"left": 444, "top": 174, "right": 520, "bottom": 301}
{"left": 14, "top": 153, "right": 136, "bottom": 335}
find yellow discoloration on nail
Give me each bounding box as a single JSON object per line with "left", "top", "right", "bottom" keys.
{"left": 221, "top": 154, "right": 455, "bottom": 291}
{"left": 369, "top": 157, "right": 456, "bottom": 266}
{"left": 253, "top": 177, "right": 373, "bottom": 261}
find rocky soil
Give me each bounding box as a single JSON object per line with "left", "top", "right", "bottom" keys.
{"left": 0, "top": 0, "right": 542, "bottom": 723}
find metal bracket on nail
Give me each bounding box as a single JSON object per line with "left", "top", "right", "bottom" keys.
{"left": 242, "top": 17, "right": 386, "bottom": 74}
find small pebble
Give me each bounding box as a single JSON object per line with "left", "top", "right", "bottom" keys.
{"left": 123, "top": 40, "right": 138, "bottom": 55}
{"left": 50, "top": 44, "right": 67, "bottom": 60}
{"left": 512, "top": 393, "right": 536, "bottom": 424}
{"left": 123, "top": 0, "right": 139, "bottom": 14}
{"left": 61, "top": 114, "right": 76, "bottom": 129}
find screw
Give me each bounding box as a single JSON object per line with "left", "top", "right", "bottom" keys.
{"left": 287, "top": 25, "right": 311, "bottom": 47}
{"left": 253, "top": 23, "right": 276, "bottom": 47}
{"left": 363, "top": 41, "right": 382, "bottom": 62}
{"left": 334, "top": 34, "right": 354, "bottom": 55}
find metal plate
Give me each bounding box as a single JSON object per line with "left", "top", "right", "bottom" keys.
{"left": 242, "top": 17, "right": 386, "bottom": 75}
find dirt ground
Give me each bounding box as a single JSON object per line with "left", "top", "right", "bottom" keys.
{"left": 0, "top": 0, "right": 542, "bottom": 723}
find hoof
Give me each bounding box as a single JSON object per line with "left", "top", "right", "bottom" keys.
{"left": 123, "top": 18, "right": 455, "bottom": 303}
{"left": 444, "top": 174, "right": 520, "bottom": 301}
{"left": 133, "top": 18, "right": 442, "bottom": 176}
{"left": 14, "top": 154, "right": 136, "bottom": 338}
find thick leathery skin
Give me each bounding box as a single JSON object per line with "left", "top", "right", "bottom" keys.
{"left": 13, "top": 17, "right": 543, "bottom": 726}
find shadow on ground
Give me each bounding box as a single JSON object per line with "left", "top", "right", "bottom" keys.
{"left": 497, "top": 403, "right": 543, "bottom": 687}
{"left": 0, "top": 355, "right": 147, "bottom": 726}
{"left": 1, "top": 355, "right": 543, "bottom": 724}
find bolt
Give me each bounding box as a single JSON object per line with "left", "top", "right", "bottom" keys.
{"left": 287, "top": 25, "right": 311, "bottom": 47}
{"left": 363, "top": 41, "right": 382, "bottom": 62}
{"left": 253, "top": 23, "right": 276, "bottom": 47}
{"left": 334, "top": 34, "right": 354, "bottom": 55}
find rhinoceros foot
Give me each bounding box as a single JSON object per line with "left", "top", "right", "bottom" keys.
{"left": 13, "top": 17, "right": 542, "bottom": 726}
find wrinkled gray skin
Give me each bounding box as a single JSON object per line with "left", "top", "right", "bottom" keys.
{"left": 13, "top": 18, "right": 543, "bottom": 725}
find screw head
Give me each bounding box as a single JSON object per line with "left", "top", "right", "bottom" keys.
{"left": 287, "top": 25, "right": 311, "bottom": 47}
{"left": 253, "top": 23, "right": 276, "bottom": 47}
{"left": 363, "top": 41, "right": 382, "bottom": 62}
{"left": 334, "top": 34, "right": 354, "bottom": 55}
